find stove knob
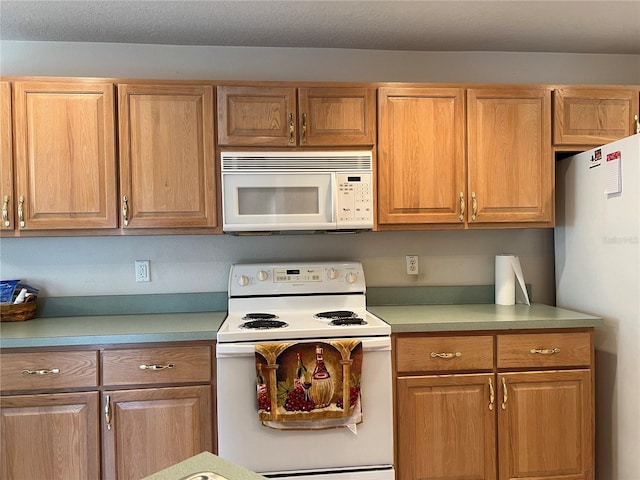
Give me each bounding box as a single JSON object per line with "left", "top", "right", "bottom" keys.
{"left": 238, "top": 275, "right": 250, "bottom": 286}
{"left": 346, "top": 272, "right": 358, "bottom": 284}
{"left": 328, "top": 268, "right": 339, "bottom": 280}
{"left": 257, "top": 270, "right": 269, "bottom": 281}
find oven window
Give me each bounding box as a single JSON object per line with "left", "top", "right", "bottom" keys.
{"left": 238, "top": 187, "right": 319, "bottom": 215}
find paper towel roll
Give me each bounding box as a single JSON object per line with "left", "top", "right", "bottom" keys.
{"left": 495, "top": 254, "right": 530, "bottom": 306}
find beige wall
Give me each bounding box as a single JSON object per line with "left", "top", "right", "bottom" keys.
{"left": 1, "top": 41, "right": 639, "bottom": 303}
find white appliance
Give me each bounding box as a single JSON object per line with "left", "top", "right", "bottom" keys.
{"left": 221, "top": 151, "right": 373, "bottom": 233}
{"left": 216, "top": 262, "right": 394, "bottom": 480}
{"left": 555, "top": 133, "right": 640, "bottom": 480}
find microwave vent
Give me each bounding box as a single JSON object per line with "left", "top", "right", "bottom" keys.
{"left": 221, "top": 151, "right": 372, "bottom": 172}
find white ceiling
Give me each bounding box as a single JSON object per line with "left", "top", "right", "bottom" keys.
{"left": 1, "top": 0, "right": 639, "bottom": 55}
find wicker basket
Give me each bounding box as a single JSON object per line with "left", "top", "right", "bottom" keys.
{"left": 0, "top": 299, "right": 37, "bottom": 322}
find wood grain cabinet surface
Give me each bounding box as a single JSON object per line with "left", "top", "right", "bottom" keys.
{"left": 118, "top": 83, "right": 217, "bottom": 229}
{"left": 11, "top": 80, "right": 118, "bottom": 230}
{"left": 217, "top": 85, "right": 376, "bottom": 147}
{"left": 0, "top": 342, "right": 215, "bottom": 480}
{"left": 394, "top": 329, "right": 594, "bottom": 480}
{"left": 378, "top": 86, "right": 554, "bottom": 229}
{"left": 553, "top": 88, "right": 639, "bottom": 146}
{"left": 1, "top": 81, "right": 13, "bottom": 231}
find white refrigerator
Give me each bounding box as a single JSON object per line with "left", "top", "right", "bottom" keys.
{"left": 555, "top": 133, "right": 640, "bottom": 480}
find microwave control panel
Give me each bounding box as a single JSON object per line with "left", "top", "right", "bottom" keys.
{"left": 336, "top": 173, "right": 373, "bottom": 226}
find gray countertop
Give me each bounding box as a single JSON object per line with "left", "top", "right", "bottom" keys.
{"left": 368, "top": 303, "right": 603, "bottom": 332}
{"left": 0, "top": 304, "right": 603, "bottom": 349}
{"left": 0, "top": 311, "right": 226, "bottom": 348}
{"left": 143, "top": 451, "right": 267, "bottom": 480}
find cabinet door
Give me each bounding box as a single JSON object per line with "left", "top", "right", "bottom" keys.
{"left": 498, "top": 370, "right": 593, "bottom": 480}
{"left": 0, "top": 391, "right": 100, "bottom": 480}
{"left": 396, "top": 373, "right": 496, "bottom": 480}
{"left": 1, "top": 81, "right": 13, "bottom": 230}
{"left": 298, "top": 87, "right": 376, "bottom": 146}
{"left": 118, "top": 84, "right": 216, "bottom": 228}
{"left": 13, "top": 81, "right": 117, "bottom": 229}
{"left": 553, "top": 88, "right": 639, "bottom": 145}
{"left": 103, "top": 386, "right": 212, "bottom": 480}
{"left": 467, "top": 88, "right": 553, "bottom": 225}
{"left": 217, "top": 85, "right": 297, "bottom": 146}
{"left": 378, "top": 87, "right": 466, "bottom": 226}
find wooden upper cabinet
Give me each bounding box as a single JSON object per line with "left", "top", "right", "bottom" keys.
{"left": 118, "top": 84, "right": 216, "bottom": 229}
{"left": 12, "top": 81, "right": 118, "bottom": 230}
{"left": 217, "top": 85, "right": 375, "bottom": 147}
{"left": 553, "top": 88, "right": 639, "bottom": 146}
{"left": 467, "top": 88, "right": 553, "bottom": 226}
{"left": 297, "top": 87, "right": 376, "bottom": 145}
{"left": 1, "top": 82, "right": 13, "bottom": 231}
{"left": 377, "top": 87, "right": 466, "bottom": 226}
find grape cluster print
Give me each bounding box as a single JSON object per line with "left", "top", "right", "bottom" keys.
{"left": 284, "top": 385, "right": 316, "bottom": 411}
{"left": 258, "top": 391, "right": 271, "bottom": 412}
{"left": 336, "top": 385, "right": 360, "bottom": 409}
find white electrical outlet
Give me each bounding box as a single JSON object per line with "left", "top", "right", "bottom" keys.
{"left": 406, "top": 255, "right": 419, "bottom": 275}
{"left": 135, "top": 260, "right": 150, "bottom": 283}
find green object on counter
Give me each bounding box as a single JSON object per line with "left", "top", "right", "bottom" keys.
{"left": 142, "top": 451, "right": 268, "bottom": 480}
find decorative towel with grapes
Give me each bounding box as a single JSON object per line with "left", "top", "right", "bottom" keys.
{"left": 255, "top": 339, "right": 363, "bottom": 431}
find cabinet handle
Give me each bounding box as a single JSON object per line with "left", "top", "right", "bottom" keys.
{"left": 122, "top": 195, "right": 129, "bottom": 226}
{"left": 105, "top": 394, "right": 112, "bottom": 431}
{"left": 430, "top": 352, "right": 461, "bottom": 359}
{"left": 22, "top": 368, "right": 60, "bottom": 376}
{"left": 634, "top": 114, "right": 639, "bottom": 134}
{"left": 139, "top": 363, "right": 175, "bottom": 371}
{"left": 501, "top": 377, "right": 508, "bottom": 410}
{"left": 488, "top": 377, "right": 495, "bottom": 411}
{"left": 459, "top": 192, "right": 465, "bottom": 221}
{"left": 301, "top": 113, "right": 307, "bottom": 144}
{"left": 18, "top": 195, "right": 25, "bottom": 228}
{"left": 530, "top": 347, "right": 560, "bottom": 355}
{"left": 471, "top": 192, "right": 477, "bottom": 221}
{"left": 288, "top": 113, "right": 295, "bottom": 144}
{"left": 2, "top": 195, "right": 9, "bottom": 228}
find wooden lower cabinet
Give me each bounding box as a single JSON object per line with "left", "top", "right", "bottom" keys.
{"left": 0, "top": 343, "right": 215, "bottom": 480}
{"left": 102, "top": 386, "right": 212, "bottom": 480}
{"left": 397, "top": 373, "right": 496, "bottom": 480}
{"left": 0, "top": 391, "right": 100, "bottom": 480}
{"left": 394, "top": 330, "right": 594, "bottom": 480}
{"left": 498, "top": 370, "right": 592, "bottom": 480}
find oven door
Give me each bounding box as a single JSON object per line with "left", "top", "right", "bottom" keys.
{"left": 222, "top": 172, "right": 335, "bottom": 232}
{"left": 216, "top": 336, "right": 394, "bottom": 476}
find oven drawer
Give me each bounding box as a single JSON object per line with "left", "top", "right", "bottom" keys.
{"left": 0, "top": 350, "right": 98, "bottom": 392}
{"left": 102, "top": 346, "right": 211, "bottom": 386}
{"left": 497, "top": 332, "right": 591, "bottom": 369}
{"left": 395, "top": 335, "right": 494, "bottom": 372}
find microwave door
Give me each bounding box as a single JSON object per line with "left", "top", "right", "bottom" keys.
{"left": 223, "top": 173, "right": 335, "bottom": 231}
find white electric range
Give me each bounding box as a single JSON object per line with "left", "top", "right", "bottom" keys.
{"left": 216, "top": 261, "right": 394, "bottom": 480}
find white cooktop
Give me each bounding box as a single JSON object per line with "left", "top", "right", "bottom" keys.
{"left": 218, "top": 261, "right": 390, "bottom": 343}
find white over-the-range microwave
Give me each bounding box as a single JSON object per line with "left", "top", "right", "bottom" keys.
{"left": 221, "top": 150, "right": 374, "bottom": 234}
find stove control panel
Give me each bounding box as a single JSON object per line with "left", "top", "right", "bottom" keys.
{"left": 229, "top": 261, "right": 366, "bottom": 296}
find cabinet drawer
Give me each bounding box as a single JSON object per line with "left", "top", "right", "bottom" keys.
{"left": 0, "top": 350, "right": 98, "bottom": 391}
{"left": 396, "top": 336, "right": 494, "bottom": 372}
{"left": 497, "top": 332, "right": 591, "bottom": 368}
{"left": 102, "top": 346, "right": 211, "bottom": 386}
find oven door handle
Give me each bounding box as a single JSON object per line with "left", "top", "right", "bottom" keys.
{"left": 216, "top": 336, "right": 391, "bottom": 358}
